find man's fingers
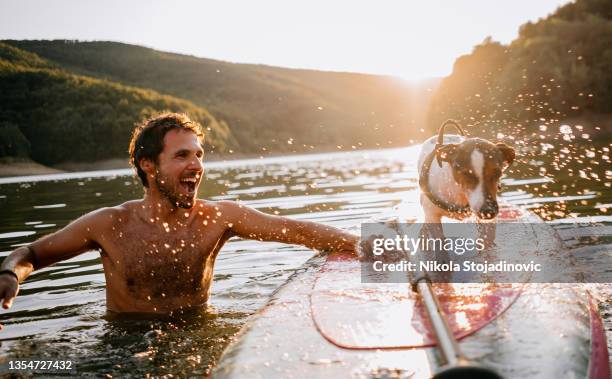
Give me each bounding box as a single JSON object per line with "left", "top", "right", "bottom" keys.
{"left": 3, "top": 297, "right": 14, "bottom": 309}
{"left": 0, "top": 287, "right": 8, "bottom": 330}
{"left": 358, "top": 234, "right": 385, "bottom": 260}
{"left": 1, "top": 291, "right": 12, "bottom": 309}
{"left": 1, "top": 286, "right": 17, "bottom": 309}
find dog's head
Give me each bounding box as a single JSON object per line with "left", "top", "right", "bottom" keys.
{"left": 436, "top": 138, "right": 515, "bottom": 219}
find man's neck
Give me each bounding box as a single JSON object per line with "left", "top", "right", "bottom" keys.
{"left": 141, "top": 189, "right": 192, "bottom": 225}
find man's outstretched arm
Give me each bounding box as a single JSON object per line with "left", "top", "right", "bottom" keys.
{"left": 0, "top": 208, "right": 107, "bottom": 313}
{"left": 219, "top": 201, "right": 359, "bottom": 254}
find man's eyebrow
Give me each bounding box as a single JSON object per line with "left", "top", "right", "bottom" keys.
{"left": 173, "top": 148, "right": 204, "bottom": 155}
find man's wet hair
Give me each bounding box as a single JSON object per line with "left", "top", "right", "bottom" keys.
{"left": 129, "top": 112, "right": 204, "bottom": 187}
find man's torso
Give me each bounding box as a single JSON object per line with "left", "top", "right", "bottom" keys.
{"left": 93, "top": 200, "right": 232, "bottom": 313}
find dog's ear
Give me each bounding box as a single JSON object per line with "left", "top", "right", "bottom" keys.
{"left": 435, "top": 144, "right": 459, "bottom": 166}
{"left": 496, "top": 143, "right": 515, "bottom": 167}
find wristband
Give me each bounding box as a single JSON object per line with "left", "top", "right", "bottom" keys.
{"left": 0, "top": 270, "right": 18, "bottom": 282}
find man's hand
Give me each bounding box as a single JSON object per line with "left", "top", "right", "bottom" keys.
{"left": 0, "top": 273, "right": 18, "bottom": 309}
{"left": 0, "top": 272, "right": 19, "bottom": 330}
{"left": 358, "top": 233, "right": 410, "bottom": 262}
{"left": 358, "top": 234, "right": 385, "bottom": 261}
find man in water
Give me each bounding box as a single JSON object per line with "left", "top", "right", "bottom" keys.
{"left": 0, "top": 113, "right": 359, "bottom": 318}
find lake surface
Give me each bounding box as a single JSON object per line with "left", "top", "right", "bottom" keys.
{"left": 0, "top": 141, "right": 610, "bottom": 377}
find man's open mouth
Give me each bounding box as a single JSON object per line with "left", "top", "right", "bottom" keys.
{"left": 180, "top": 177, "right": 198, "bottom": 194}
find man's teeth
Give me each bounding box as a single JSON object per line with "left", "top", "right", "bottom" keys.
{"left": 181, "top": 178, "right": 197, "bottom": 183}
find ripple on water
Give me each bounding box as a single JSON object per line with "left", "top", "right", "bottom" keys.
{"left": 0, "top": 231, "right": 36, "bottom": 239}
{"left": 33, "top": 203, "right": 66, "bottom": 209}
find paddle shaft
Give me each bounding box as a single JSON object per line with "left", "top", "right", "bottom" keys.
{"left": 415, "top": 279, "right": 464, "bottom": 366}
{"left": 413, "top": 278, "right": 503, "bottom": 379}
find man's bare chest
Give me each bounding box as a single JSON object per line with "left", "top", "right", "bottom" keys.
{"left": 99, "top": 220, "right": 228, "bottom": 297}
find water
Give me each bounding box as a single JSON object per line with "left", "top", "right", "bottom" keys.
{"left": 0, "top": 142, "right": 610, "bottom": 377}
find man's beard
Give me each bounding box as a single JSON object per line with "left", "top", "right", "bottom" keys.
{"left": 154, "top": 171, "right": 195, "bottom": 209}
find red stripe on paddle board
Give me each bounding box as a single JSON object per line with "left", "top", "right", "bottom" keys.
{"left": 587, "top": 293, "right": 610, "bottom": 379}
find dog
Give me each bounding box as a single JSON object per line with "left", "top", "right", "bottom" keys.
{"left": 418, "top": 120, "right": 515, "bottom": 223}
{"left": 359, "top": 120, "right": 515, "bottom": 263}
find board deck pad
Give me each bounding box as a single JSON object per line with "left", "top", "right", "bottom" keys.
{"left": 311, "top": 253, "right": 521, "bottom": 349}
{"left": 310, "top": 205, "right": 531, "bottom": 349}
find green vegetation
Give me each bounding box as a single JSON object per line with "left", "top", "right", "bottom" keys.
{"left": 4, "top": 39, "right": 435, "bottom": 155}
{"left": 0, "top": 42, "right": 233, "bottom": 165}
{"left": 0, "top": 122, "right": 30, "bottom": 157}
{"left": 4, "top": 0, "right": 608, "bottom": 167}
{"left": 0, "top": 42, "right": 51, "bottom": 69}
{"left": 427, "top": 0, "right": 612, "bottom": 137}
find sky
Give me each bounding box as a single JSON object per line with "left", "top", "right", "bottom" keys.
{"left": 0, "top": 0, "right": 570, "bottom": 80}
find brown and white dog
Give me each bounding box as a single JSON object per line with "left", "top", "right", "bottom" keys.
{"left": 418, "top": 120, "right": 515, "bottom": 223}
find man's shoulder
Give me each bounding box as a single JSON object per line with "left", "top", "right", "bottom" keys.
{"left": 213, "top": 199, "right": 247, "bottom": 213}
{"left": 194, "top": 199, "right": 245, "bottom": 218}
{"left": 194, "top": 199, "right": 240, "bottom": 210}
{"left": 80, "top": 200, "right": 141, "bottom": 226}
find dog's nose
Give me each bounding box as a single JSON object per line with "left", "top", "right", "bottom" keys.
{"left": 478, "top": 203, "right": 499, "bottom": 219}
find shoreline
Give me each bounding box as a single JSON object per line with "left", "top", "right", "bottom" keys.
{"left": 2, "top": 114, "right": 610, "bottom": 178}
{"left": 0, "top": 150, "right": 363, "bottom": 178}
{"left": 0, "top": 159, "right": 65, "bottom": 177}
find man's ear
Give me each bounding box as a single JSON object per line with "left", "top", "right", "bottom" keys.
{"left": 435, "top": 144, "right": 458, "bottom": 166}
{"left": 496, "top": 143, "right": 515, "bottom": 168}
{"left": 139, "top": 158, "right": 155, "bottom": 176}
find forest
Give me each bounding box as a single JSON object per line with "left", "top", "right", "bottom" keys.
{"left": 0, "top": 42, "right": 232, "bottom": 164}
{"left": 1, "top": 0, "right": 610, "bottom": 166}
{"left": 2, "top": 40, "right": 433, "bottom": 164}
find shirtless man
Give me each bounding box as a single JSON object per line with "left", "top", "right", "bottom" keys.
{"left": 0, "top": 113, "right": 358, "bottom": 319}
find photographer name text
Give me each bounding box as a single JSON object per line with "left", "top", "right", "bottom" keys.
{"left": 371, "top": 260, "right": 542, "bottom": 274}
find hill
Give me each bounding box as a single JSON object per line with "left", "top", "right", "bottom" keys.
{"left": 427, "top": 0, "right": 612, "bottom": 137}
{"left": 0, "top": 42, "right": 233, "bottom": 165}
{"left": 3, "top": 40, "right": 438, "bottom": 152}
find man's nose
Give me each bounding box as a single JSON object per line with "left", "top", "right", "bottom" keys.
{"left": 188, "top": 156, "right": 204, "bottom": 172}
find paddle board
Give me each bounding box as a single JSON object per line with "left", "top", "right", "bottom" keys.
{"left": 213, "top": 204, "right": 609, "bottom": 378}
